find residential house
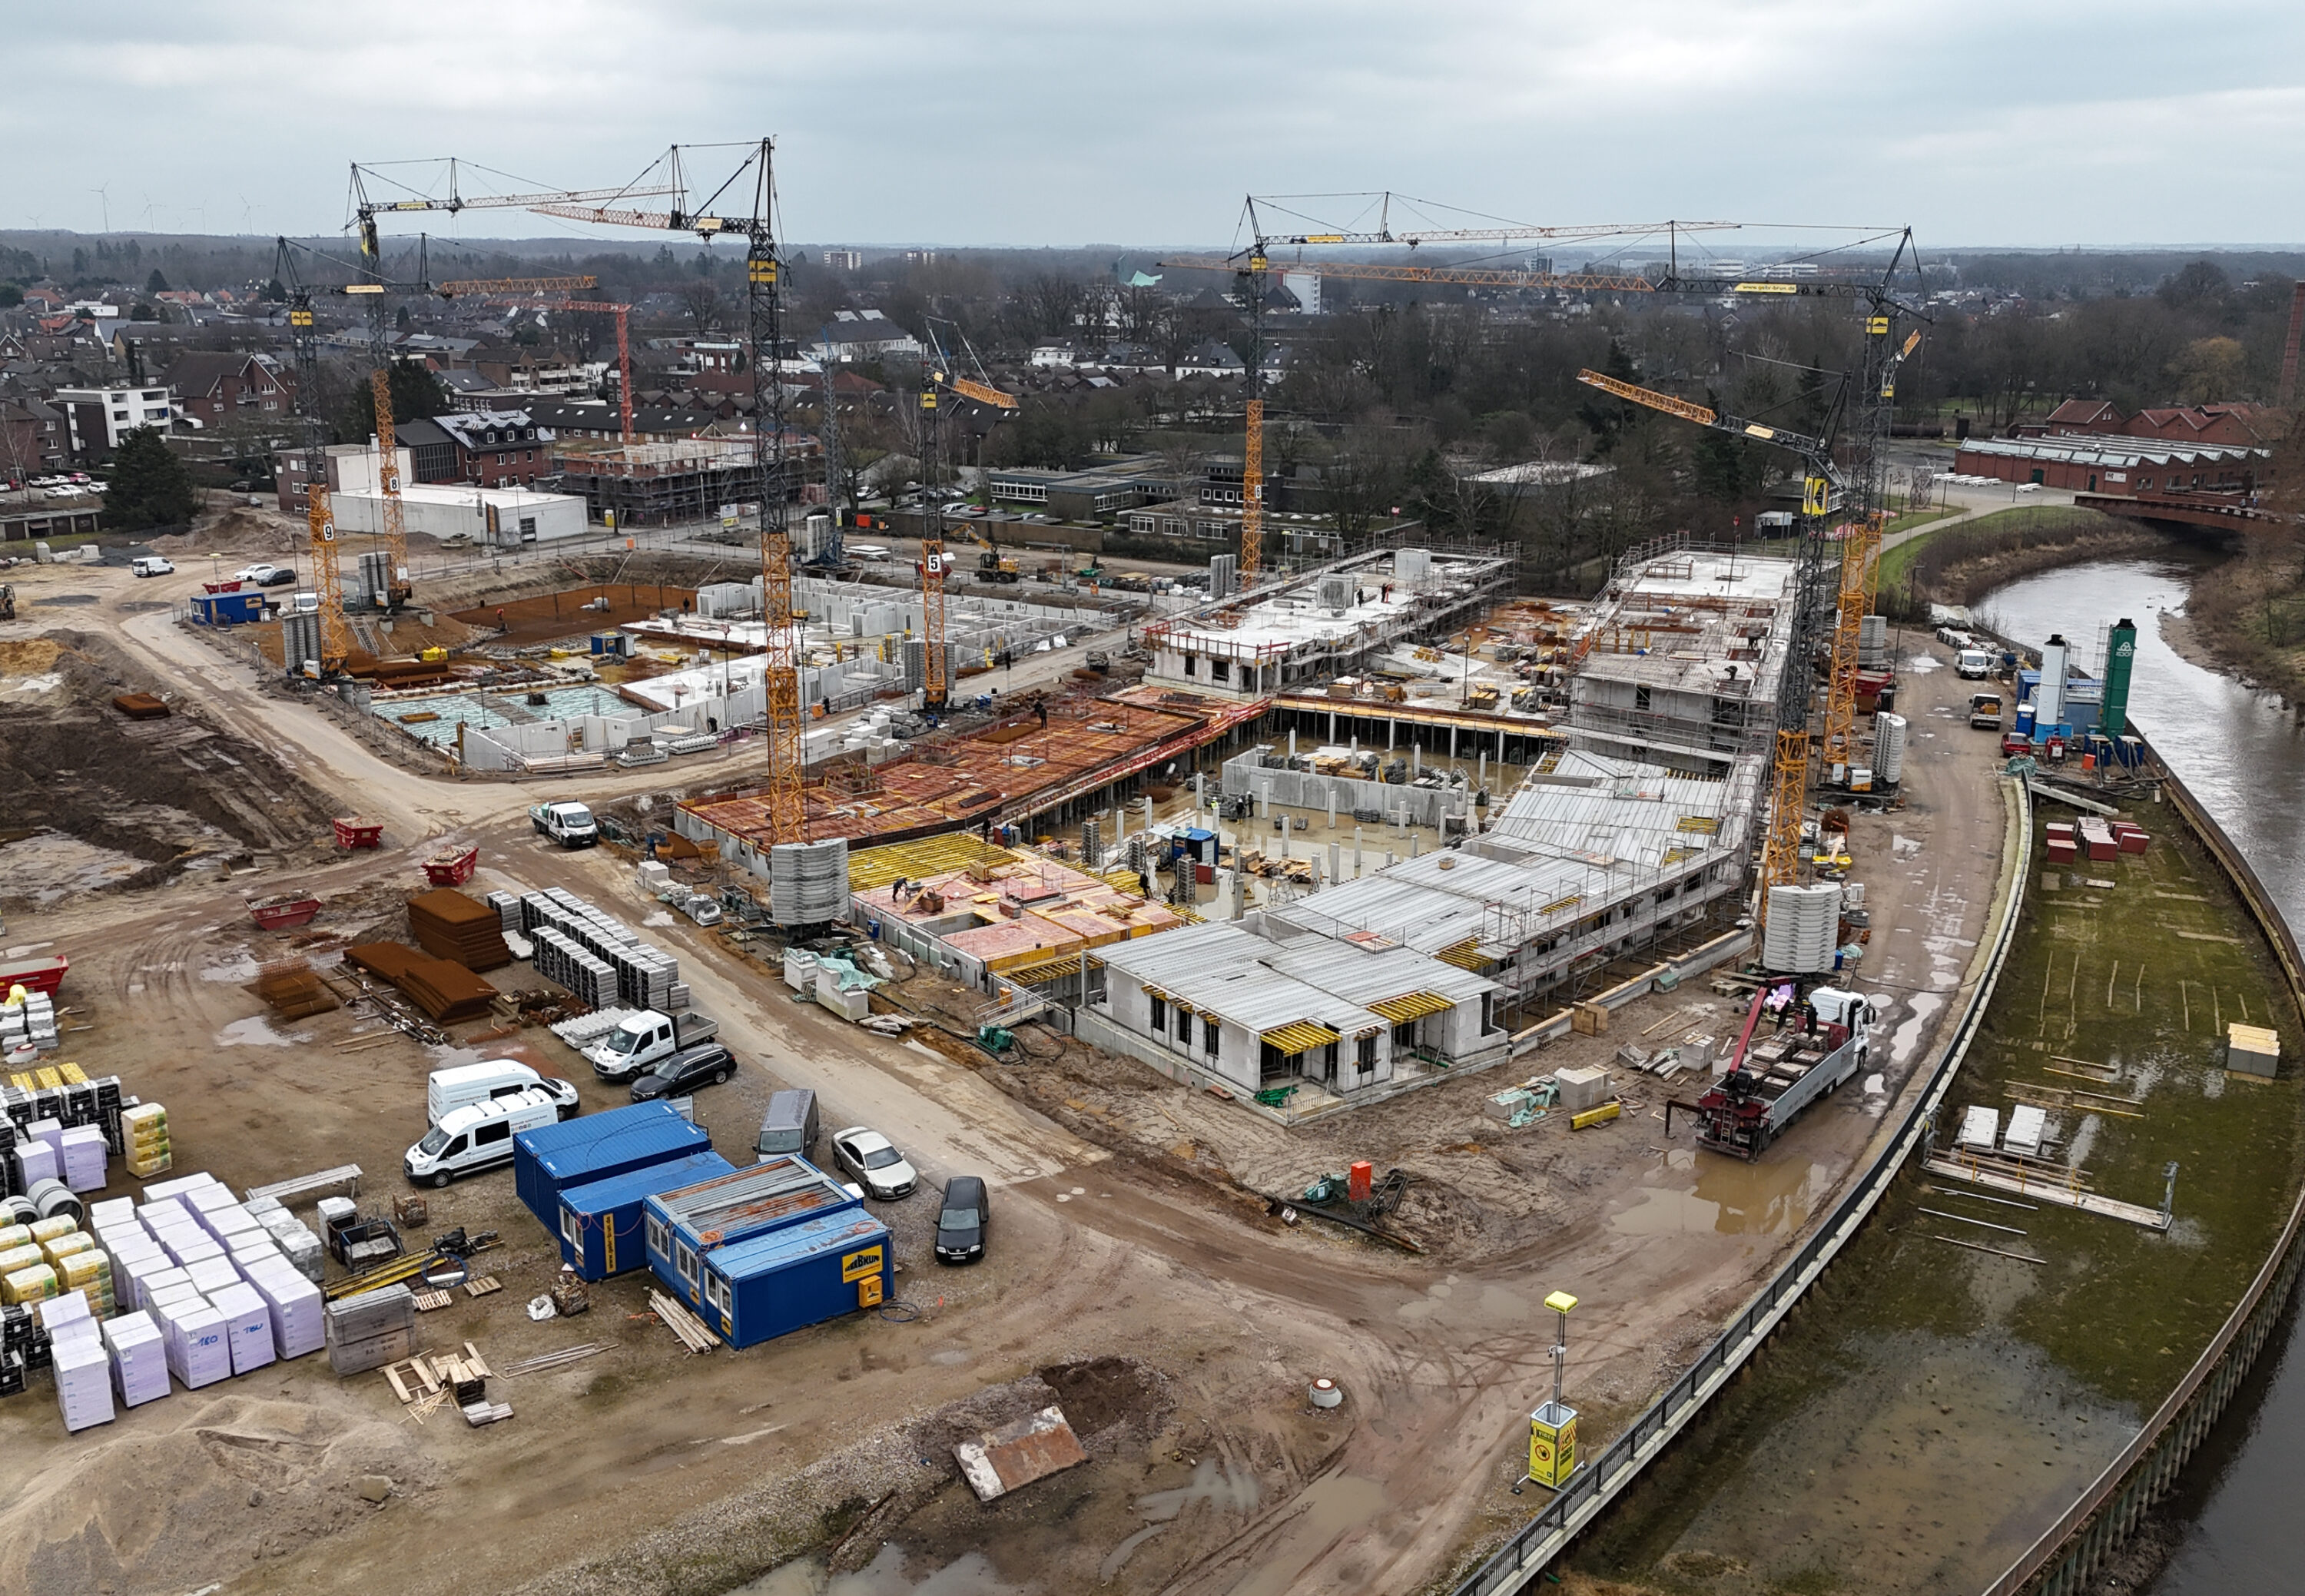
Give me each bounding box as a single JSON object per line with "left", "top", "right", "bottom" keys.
{"left": 161, "top": 352, "right": 293, "bottom": 430}
{"left": 52, "top": 385, "right": 175, "bottom": 459}
{"left": 395, "top": 416, "right": 458, "bottom": 483}
{"left": 1, "top": 397, "right": 70, "bottom": 478}
{"left": 435, "top": 410, "right": 556, "bottom": 489}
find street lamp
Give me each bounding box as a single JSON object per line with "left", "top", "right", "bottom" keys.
{"left": 1516, "top": 1290, "right": 1580, "bottom": 1493}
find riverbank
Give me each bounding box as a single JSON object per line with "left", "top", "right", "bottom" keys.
{"left": 1556, "top": 759, "right": 2305, "bottom": 1595}
{"left": 1879, "top": 507, "right": 2173, "bottom": 623}
{"left": 2165, "top": 553, "right": 2305, "bottom": 707}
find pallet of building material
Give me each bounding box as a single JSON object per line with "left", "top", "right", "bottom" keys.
{"left": 251, "top": 958, "right": 341, "bottom": 1020}
{"left": 406, "top": 888, "right": 513, "bottom": 972}
{"left": 461, "top": 1399, "right": 513, "bottom": 1426}
{"left": 327, "top": 1282, "right": 416, "bottom": 1343}
{"left": 111, "top": 693, "right": 171, "bottom": 720}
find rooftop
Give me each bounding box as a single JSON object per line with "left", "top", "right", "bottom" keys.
{"left": 1958, "top": 432, "right": 2267, "bottom": 467}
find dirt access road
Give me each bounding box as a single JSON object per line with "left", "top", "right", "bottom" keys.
{"left": 0, "top": 564, "right": 2012, "bottom": 1594}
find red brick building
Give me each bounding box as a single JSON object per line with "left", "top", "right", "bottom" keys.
{"left": 1954, "top": 432, "right": 2267, "bottom": 496}
{"left": 2036, "top": 399, "right": 2271, "bottom": 449}
{"left": 436, "top": 410, "right": 554, "bottom": 489}
{"left": 162, "top": 352, "right": 294, "bottom": 426}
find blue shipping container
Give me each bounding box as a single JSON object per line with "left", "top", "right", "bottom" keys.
{"left": 513, "top": 1102, "right": 711, "bottom": 1231}
{"left": 193, "top": 590, "right": 267, "bottom": 625}
{"left": 693, "top": 1209, "right": 892, "bottom": 1349}
{"left": 556, "top": 1150, "right": 735, "bottom": 1280}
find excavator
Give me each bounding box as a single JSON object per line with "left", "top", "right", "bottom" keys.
{"left": 963, "top": 526, "right": 1020, "bottom": 584}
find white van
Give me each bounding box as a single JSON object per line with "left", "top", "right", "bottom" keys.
{"left": 404, "top": 1087, "right": 562, "bottom": 1188}
{"left": 426, "top": 1059, "right": 580, "bottom": 1127}
{"left": 1956, "top": 648, "right": 1994, "bottom": 679}
{"left": 130, "top": 556, "right": 174, "bottom": 578}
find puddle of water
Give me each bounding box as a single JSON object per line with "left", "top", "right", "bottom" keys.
{"left": 735, "top": 1547, "right": 1029, "bottom": 1596}
{"left": 1136, "top": 1456, "right": 1261, "bottom": 1522}
{"left": 1612, "top": 1152, "right": 1828, "bottom": 1238}
{"left": 215, "top": 1016, "right": 307, "bottom": 1047}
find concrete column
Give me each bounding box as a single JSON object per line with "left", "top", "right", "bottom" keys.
{"left": 1326, "top": 790, "right": 1337, "bottom": 829}
{"left": 1355, "top": 827, "right": 1364, "bottom": 876}
{"left": 1280, "top": 825, "right": 1290, "bottom": 859}
{"left": 1258, "top": 788, "right": 1269, "bottom": 818}
{"left": 1478, "top": 751, "right": 1487, "bottom": 789}
{"left": 1397, "top": 800, "right": 1408, "bottom": 832}
{"left": 1329, "top": 709, "right": 1337, "bottom": 742}
{"left": 1289, "top": 728, "right": 1298, "bottom": 758}
{"left": 1450, "top": 725, "right": 1458, "bottom": 758}
{"left": 1385, "top": 849, "right": 1395, "bottom": 869}
{"left": 1329, "top": 841, "right": 1340, "bottom": 882}
{"left": 1195, "top": 771, "right": 1205, "bottom": 811}
{"left": 1410, "top": 833, "right": 1421, "bottom": 859}
{"left": 1388, "top": 718, "right": 1396, "bottom": 752}
{"left": 1232, "top": 867, "right": 1246, "bottom": 917}
{"left": 1412, "top": 745, "right": 1421, "bottom": 775}
{"left": 1143, "top": 795, "right": 1154, "bottom": 834}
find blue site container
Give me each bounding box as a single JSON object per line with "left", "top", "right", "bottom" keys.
{"left": 556, "top": 1150, "right": 735, "bottom": 1280}
{"left": 644, "top": 1157, "right": 861, "bottom": 1320}
{"left": 513, "top": 1102, "right": 712, "bottom": 1231}
{"left": 193, "top": 590, "right": 266, "bottom": 625}
{"left": 696, "top": 1209, "right": 892, "bottom": 1349}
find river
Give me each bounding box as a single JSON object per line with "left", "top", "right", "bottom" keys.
{"left": 1982, "top": 557, "right": 2305, "bottom": 1596}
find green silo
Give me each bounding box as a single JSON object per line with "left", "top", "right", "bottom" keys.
{"left": 2100, "top": 618, "right": 2138, "bottom": 738}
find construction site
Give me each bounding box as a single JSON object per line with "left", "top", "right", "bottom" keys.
{"left": 0, "top": 155, "right": 2045, "bottom": 1596}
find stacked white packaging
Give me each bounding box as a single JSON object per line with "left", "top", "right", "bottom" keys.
{"left": 186, "top": 1258, "right": 242, "bottom": 1298}
{"left": 43, "top": 1294, "right": 115, "bottom": 1432}
{"left": 134, "top": 1266, "right": 191, "bottom": 1315}
{"left": 242, "top": 1263, "right": 325, "bottom": 1359}
{"left": 15, "top": 1137, "right": 57, "bottom": 1187}
{"left": 101, "top": 1311, "right": 171, "bottom": 1407}
{"left": 164, "top": 1303, "right": 231, "bottom": 1388}
{"left": 58, "top": 1126, "right": 107, "bottom": 1193}
{"left": 207, "top": 1282, "right": 277, "bottom": 1375}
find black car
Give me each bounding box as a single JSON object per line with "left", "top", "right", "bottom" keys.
{"left": 934, "top": 1175, "right": 990, "bottom": 1264}
{"left": 628, "top": 1042, "right": 737, "bottom": 1103}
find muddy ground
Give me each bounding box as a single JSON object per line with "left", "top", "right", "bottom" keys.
{"left": 0, "top": 546, "right": 2018, "bottom": 1596}
{"left": 0, "top": 630, "right": 343, "bottom": 908}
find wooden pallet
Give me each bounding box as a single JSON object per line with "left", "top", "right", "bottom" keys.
{"left": 380, "top": 1342, "right": 494, "bottom": 1405}
{"left": 463, "top": 1276, "right": 502, "bottom": 1299}
{"left": 411, "top": 1289, "right": 454, "bottom": 1312}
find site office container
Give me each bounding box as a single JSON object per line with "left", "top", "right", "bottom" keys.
{"left": 642, "top": 1156, "right": 861, "bottom": 1325}
{"left": 697, "top": 1209, "right": 893, "bottom": 1349}
{"left": 556, "top": 1150, "right": 735, "bottom": 1281}
{"left": 512, "top": 1102, "right": 711, "bottom": 1231}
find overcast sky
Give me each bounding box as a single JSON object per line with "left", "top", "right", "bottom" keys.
{"left": 9, "top": 0, "right": 2303, "bottom": 253}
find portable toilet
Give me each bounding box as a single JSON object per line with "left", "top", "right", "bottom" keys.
{"left": 512, "top": 1102, "right": 713, "bottom": 1232}
{"left": 697, "top": 1209, "right": 892, "bottom": 1349}
{"left": 555, "top": 1150, "right": 735, "bottom": 1280}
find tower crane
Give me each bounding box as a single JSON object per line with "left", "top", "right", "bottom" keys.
{"left": 484, "top": 290, "right": 634, "bottom": 443}
{"left": 1177, "top": 201, "right": 1740, "bottom": 586}
{"left": 352, "top": 144, "right": 807, "bottom": 845}
{"left": 271, "top": 239, "right": 353, "bottom": 674}
{"left": 1570, "top": 234, "right": 1924, "bottom": 923}
{"left": 912, "top": 324, "right": 1020, "bottom": 712}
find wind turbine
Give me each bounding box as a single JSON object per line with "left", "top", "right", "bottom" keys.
{"left": 89, "top": 184, "right": 110, "bottom": 233}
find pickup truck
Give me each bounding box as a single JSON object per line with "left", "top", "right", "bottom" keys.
{"left": 584, "top": 1009, "right": 721, "bottom": 1080}
{"left": 529, "top": 800, "right": 599, "bottom": 848}
{"left": 1968, "top": 692, "right": 2005, "bottom": 730}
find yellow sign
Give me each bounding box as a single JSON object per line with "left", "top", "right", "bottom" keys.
{"left": 1733, "top": 281, "right": 1799, "bottom": 295}
{"left": 1803, "top": 476, "right": 1830, "bottom": 517}
{"left": 1529, "top": 1403, "right": 1578, "bottom": 1488}
{"left": 857, "top": 1273, "right": 884, "bottom": 1308}
{"left": 1544, "top": 1290, "right": 1579, "bottom": 1315}
{"left": 841, "top": 1244, "right": 884, "bottom": 1283}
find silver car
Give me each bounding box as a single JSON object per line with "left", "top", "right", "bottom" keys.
{"left": 830, "top": 1126, "right": 917, "bottom": 1200}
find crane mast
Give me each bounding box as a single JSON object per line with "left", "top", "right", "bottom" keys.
{"left": 274, "top": 241, "right": 352, "bottom": 674}
{"left": 918, "top": 383, "right": 949, "bottom": 712}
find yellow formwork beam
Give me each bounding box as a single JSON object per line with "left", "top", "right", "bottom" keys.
{"left": 845, "top": 834, "right": 1027, "bottom": 892}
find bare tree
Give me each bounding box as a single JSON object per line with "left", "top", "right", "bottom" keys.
{"left": 681, "top": 281, "right": 721, "bottom": 337}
